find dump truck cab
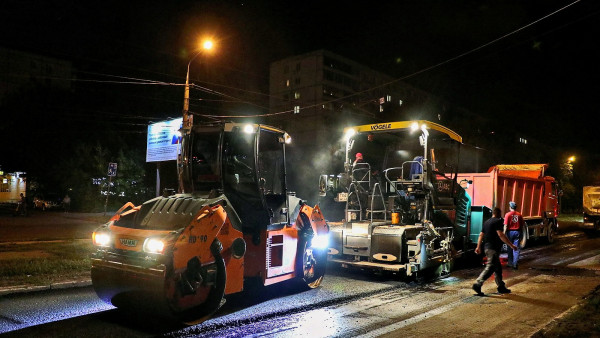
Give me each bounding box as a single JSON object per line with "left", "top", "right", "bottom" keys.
{"left": 91, "top": 122, "right": 328, "bottom": 323}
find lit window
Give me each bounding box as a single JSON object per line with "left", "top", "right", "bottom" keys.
{"left": 294, "top": 106, "right": 300, "bottom": 114}
{"left": 286, "top": 79, "right": 290, "bottom": 87}
{"left": 294, "top": 92, "right": 300, "bottom": 99}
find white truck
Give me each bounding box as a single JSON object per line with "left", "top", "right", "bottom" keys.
{"left": 583, "top": 186, "right": 600, "bottom": 230}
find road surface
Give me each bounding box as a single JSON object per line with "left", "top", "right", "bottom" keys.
{"left": 1, "top": 217, "right": 598, "bottom": 337}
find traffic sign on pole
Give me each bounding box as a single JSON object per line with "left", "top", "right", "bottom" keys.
{"left": 108, "top": 163, "right": 117, "bottom": 177}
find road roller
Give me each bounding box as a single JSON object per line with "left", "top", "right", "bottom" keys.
{"left": 91, "top": 122, "right": 329, "bottom": 323}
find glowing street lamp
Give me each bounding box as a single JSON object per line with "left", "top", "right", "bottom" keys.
{"left": 562, "top": 155, "right": 576, "bottom": 180}
{"left": 202, "top": 40, "right": 213, "bottom": 51}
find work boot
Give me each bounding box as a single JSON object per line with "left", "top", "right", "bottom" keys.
{"left": 472, "top": 283, "right": 484, "bottom": 296}
{"left": 497, "top": 286, "right": 511, "bottom": 294}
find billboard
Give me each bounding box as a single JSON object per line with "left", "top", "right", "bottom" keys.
{"left": 146, "top": 118, "right": 182, "bottom": 162}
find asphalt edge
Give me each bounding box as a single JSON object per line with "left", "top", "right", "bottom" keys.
{"left": 0, "top": 279, "right": 92, "bottom": 296}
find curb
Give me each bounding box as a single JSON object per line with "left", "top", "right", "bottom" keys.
{"left": 529, "top": 300, "right": 584, "bottom": 337}
{"left": 0, "top": 279, "right": 92, "bottom": 296}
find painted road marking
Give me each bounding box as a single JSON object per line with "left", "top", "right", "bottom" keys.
{"left": 568, "top": 253, "right": 600, "bottom": 268}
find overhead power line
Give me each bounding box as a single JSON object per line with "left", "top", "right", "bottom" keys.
{"left": 192, "top": 0, "right": 582, "bottom": 119}
{"left": 8, "top": 1, "right": 581, "bottom": 123}
{"left": 314, "top": 0, "right": 583, "bottom": 111}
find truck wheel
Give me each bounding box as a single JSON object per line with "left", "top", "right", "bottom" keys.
{"left": 546, "top": 221, "right": 555, "bottom": 244}
{"left": 519, "top": 227, "right": 527, "bottom": 249}
{"left": 298, "top": 239, "right": 326, "bottom": 289}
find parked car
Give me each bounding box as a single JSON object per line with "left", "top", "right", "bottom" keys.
{"left": 33, "top": 194, "right": 61, "bottom": 211}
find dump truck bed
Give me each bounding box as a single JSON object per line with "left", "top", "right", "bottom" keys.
{"left": 457, "top": 164, "right": 556, "bottom": 220}
{"left": 583, "top": 186, "right": 600, "bottom": 216}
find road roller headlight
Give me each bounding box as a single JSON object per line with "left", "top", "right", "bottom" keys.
{"left": 143, "top": 238, "right": 166, "bottom": 254}
{"left": 92, "top": 232, "right": 111, "bottom": 247}
{"left": 311, "top": 234, "right": 329, "bottom": 249}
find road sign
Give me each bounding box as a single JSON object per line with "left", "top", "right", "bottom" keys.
{"left": 108, "top": 163, "right": 117, "bottom": 177}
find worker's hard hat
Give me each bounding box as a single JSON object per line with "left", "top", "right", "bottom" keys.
{"left": 509, "top": 201, "right": 517, "bottom": 209}
{"left": 355, "top": 153, "right": 363, "bottom": 159}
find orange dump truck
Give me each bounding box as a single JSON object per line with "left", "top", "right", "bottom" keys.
{"left": 457, "top": 164, "right": 559, "bottom": 247}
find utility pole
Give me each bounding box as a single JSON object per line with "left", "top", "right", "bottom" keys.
{"left": 104, "top": 162, "right": 117, "bottom": 216}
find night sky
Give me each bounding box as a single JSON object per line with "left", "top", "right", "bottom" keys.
{"left": 1, "top": 0, "right": 599, "bottom": 175}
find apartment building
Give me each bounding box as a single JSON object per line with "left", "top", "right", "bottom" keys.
{"left": 269, "top": 50, "right": 446, "bottom": 147}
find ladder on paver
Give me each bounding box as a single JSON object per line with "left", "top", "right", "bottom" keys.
{"left": 366, "top": 182, "right": 386, "bottom": 222}
{"left": 346, "top": 182, "right": 363, "bottom": 222}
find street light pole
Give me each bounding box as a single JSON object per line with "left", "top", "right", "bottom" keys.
{"left": 182, "top": 39, "right": 214, "bottom": 132}
{"left": 182, "top": 54, "right": 199, "bottom": 132}
{"left": 179, "top": 39, "right": 214, "bottom": 193}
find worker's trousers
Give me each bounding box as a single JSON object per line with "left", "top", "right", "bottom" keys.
{"left": 476, "top": 248, "right": 505, "bottom": 287}
{"left": 507, "top": 230, "right": 521, "bottom": 267}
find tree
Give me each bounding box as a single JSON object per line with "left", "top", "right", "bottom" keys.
{"left": 50, "top": 141, "right": 153, "bottom": 212}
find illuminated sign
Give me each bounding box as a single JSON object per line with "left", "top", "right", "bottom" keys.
{"left": 146, "top": 118, "right": 183, "bottom": 162}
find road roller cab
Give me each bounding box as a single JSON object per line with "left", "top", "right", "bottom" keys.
{"left": 91, "top": 122, "right": 329, "bottom": 323}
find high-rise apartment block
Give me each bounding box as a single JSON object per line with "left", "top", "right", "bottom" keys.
{"left": 269, "top": 50, "right": 446, "bottom": 146}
